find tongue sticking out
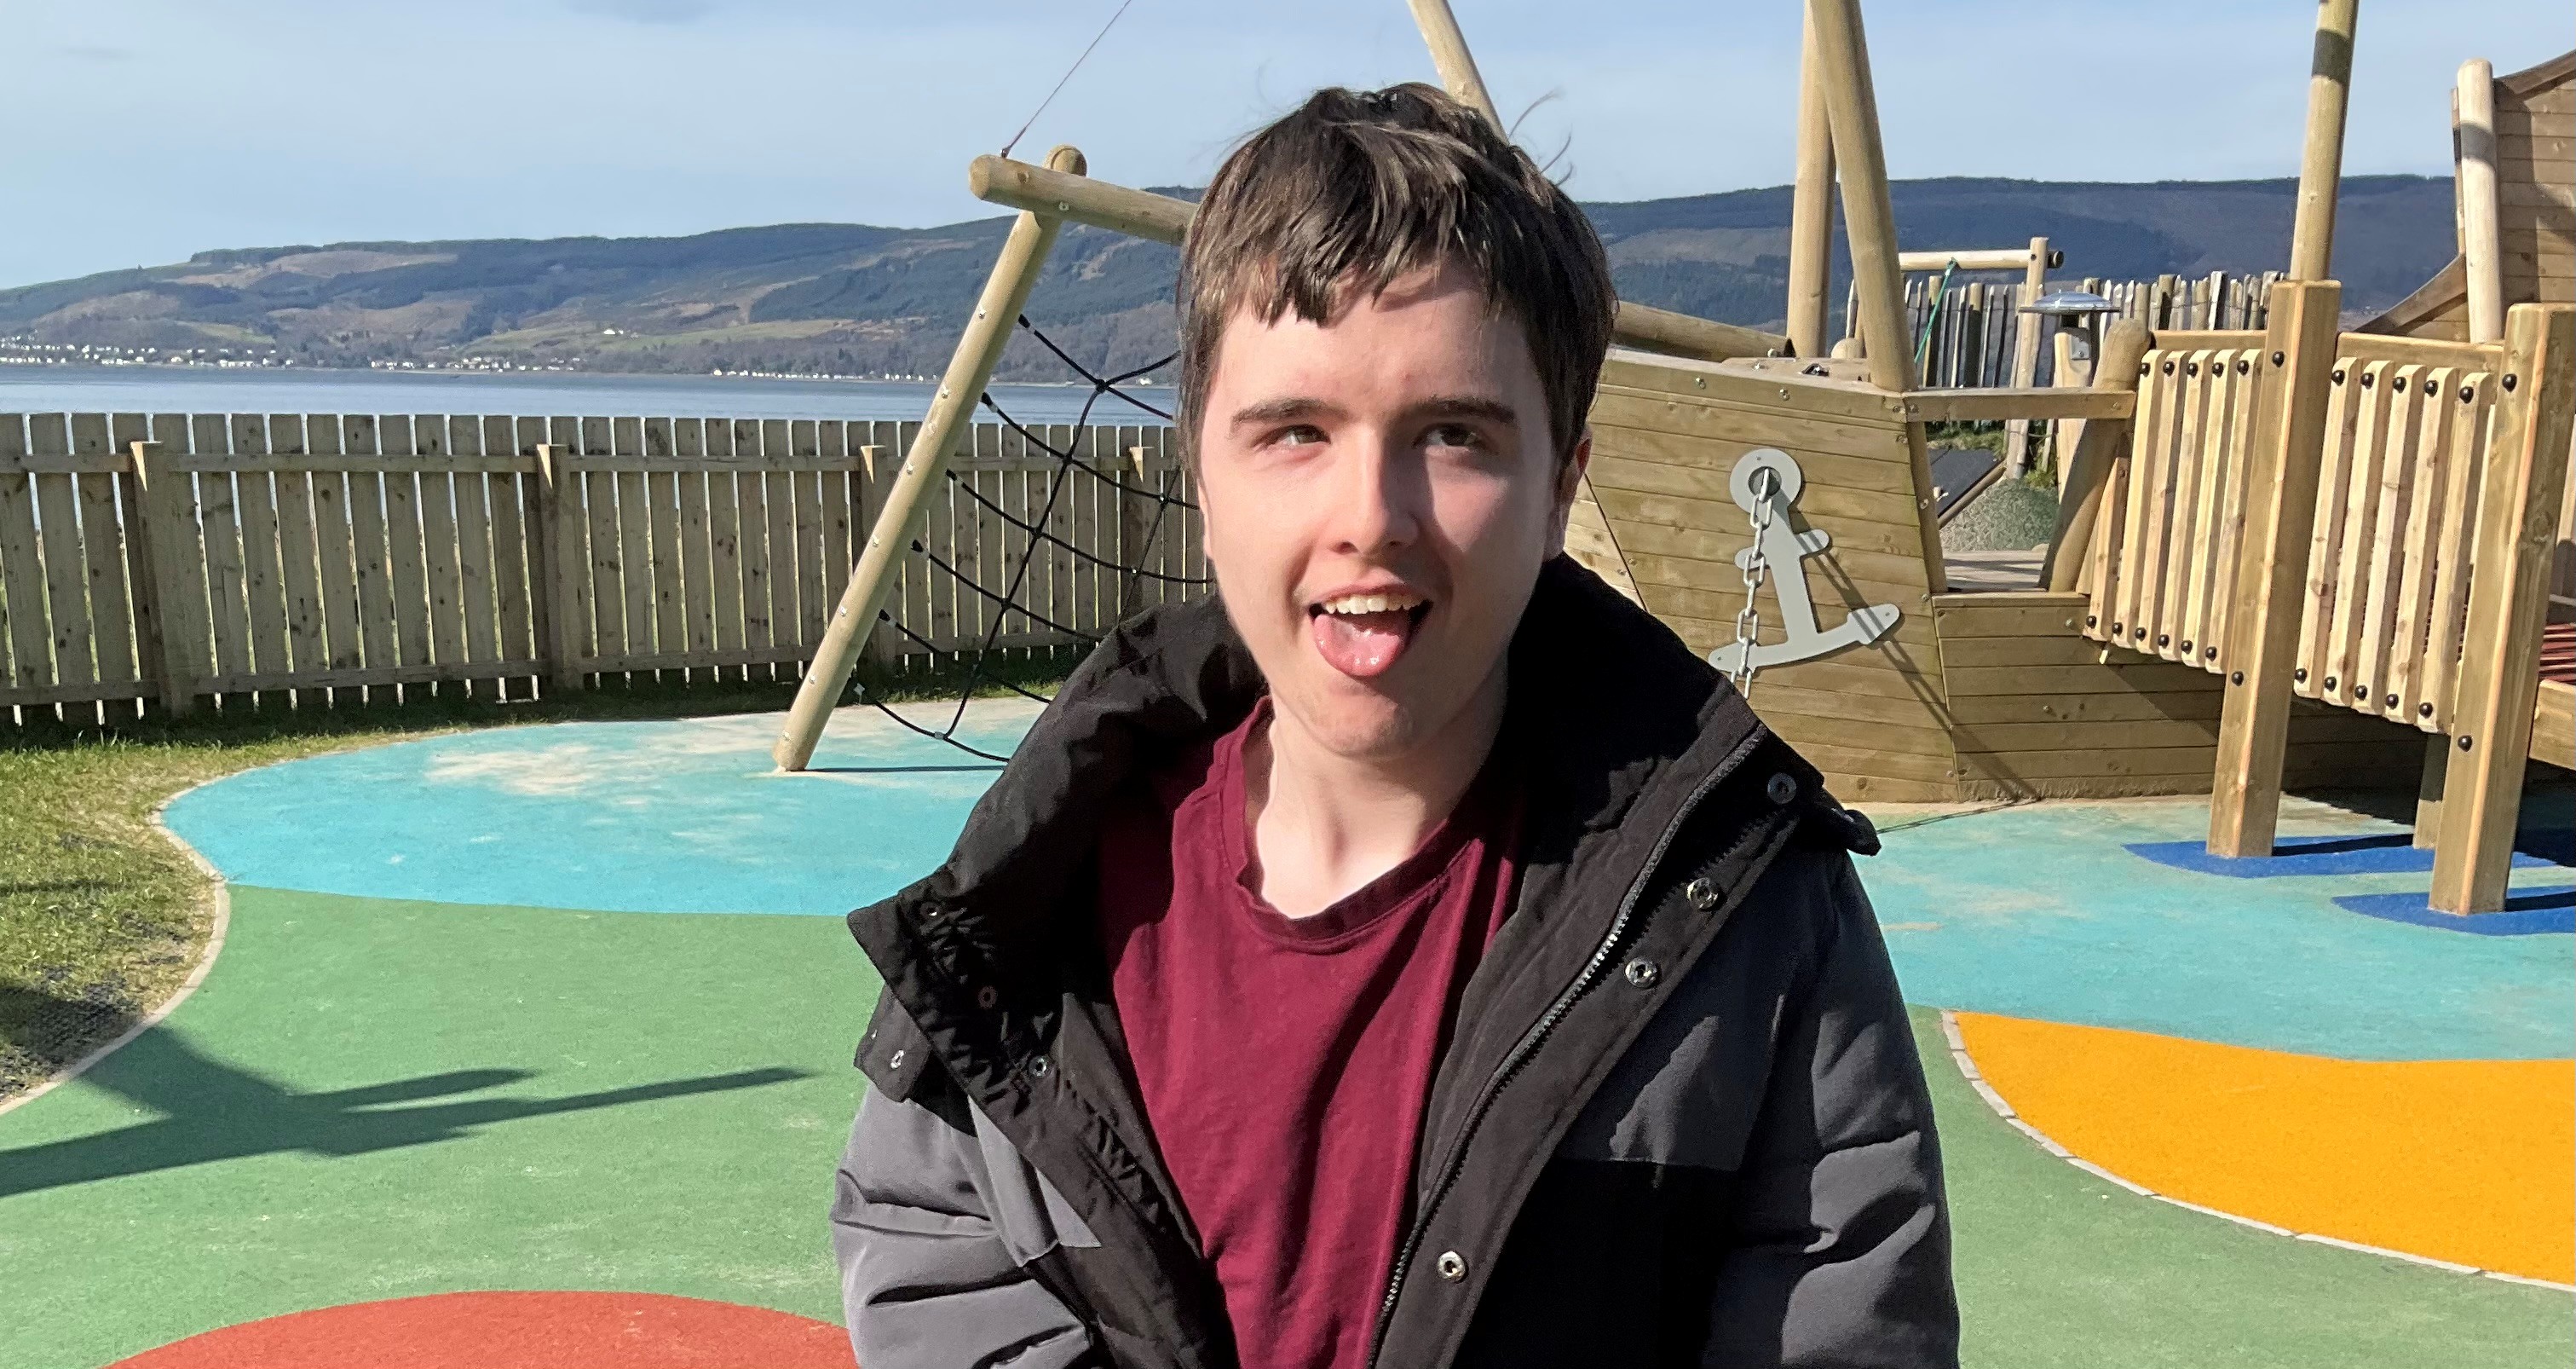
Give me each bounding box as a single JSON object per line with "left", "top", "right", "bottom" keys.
{"left": 1311, "top": 608, "right": 1418, "bottom": 679}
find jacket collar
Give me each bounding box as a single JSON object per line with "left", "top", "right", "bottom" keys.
{"left": 850, "top": 555, "right": 1755, "bottom": 1032}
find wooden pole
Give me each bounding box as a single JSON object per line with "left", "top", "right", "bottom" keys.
{"left": 1804, "top": 0, "right": 1913, "bottom": 393}
{"left": 534, "top": 443, "right": 587, "bottom": 691}
{"left": 2286, "top": 0, "right": 2359, "bottom": 280}
{"left": 2207, "top": 280, "right": 2343, "bottom": 857}
{"left": 1406, "top": 0, "right": 1502, "bottom": 126}
{"left": 2004, "top": 236, "right": 2051, "bottom": 477}
{"left": 771, "top": 145, "right": 1085, "bottom": 772}
{"left": 126, "top": 441, "right": 200, "bottom": 717}
{"left": 2455, "top": 59, "right": 2504, "bottom": 344}
{"left": 1786, "top": 10, "right": 1836, "bottom": 360}
{"left": 967, "top": 155, "right": 1789, "bottom": 363}
{"left": 2429, "top": 303, "right": 2575, "bottom": 911}
{"left": 2041, "top": 320, "right": 2151, "bottom": 592}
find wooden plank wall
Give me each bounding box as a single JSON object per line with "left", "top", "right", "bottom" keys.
{"left": 1939, "top": 590, "right": 2421, "bottom": 799}
{"left": 0, "top": 413, "right": 1198, "bottom": 720}
{"left": 2494, "top": 55, "right": 2573, "bottom": 309}
{"left": 1869, "top": 270, "right": 2277, "bottom": 391}
{"left": 1582, "top": 353, "right": 1956, "bottom": 804}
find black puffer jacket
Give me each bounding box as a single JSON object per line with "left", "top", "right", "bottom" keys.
{"left": 830, "top": 557, "right": 1957, "bottom": 1368}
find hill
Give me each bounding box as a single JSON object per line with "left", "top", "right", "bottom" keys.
{"left": 0, "top": 175, "right": 2453, "bottom": 381}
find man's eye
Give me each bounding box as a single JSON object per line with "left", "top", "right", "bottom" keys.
{"left": 1424, "top": 423, "right": 1483, "bottom": 452}
{"left": 1271, "top": 425, "right": 1325, "bottom": 448}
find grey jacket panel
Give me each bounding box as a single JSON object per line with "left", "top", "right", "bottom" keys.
{"left": 1699, "top": 852, "right": 1953, "bottom": 1368}
{"left": 833, "top": 1083, "right": 1099, "bottom": 1368}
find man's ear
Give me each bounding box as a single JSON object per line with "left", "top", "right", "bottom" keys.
{"left": 1545, "top": 427, "right": 1593, "bottom": 557}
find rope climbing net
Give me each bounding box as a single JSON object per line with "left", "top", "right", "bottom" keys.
{"left": 859, "top": 317, "right": 1206, "bottom": 763}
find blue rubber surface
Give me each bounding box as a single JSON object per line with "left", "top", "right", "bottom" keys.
{"left": 2124, "top": 830, "right": 2569, "bottom": 877}
{"left": 163, "top": 707, "right": 2573, "bottom": 1062}
{"left": 1864, "top": 794, "right": 2575, "bottom": 1063}
{"left": 162, "top": 703, "right": 1039, "bottom": 916}
{"left": 2333, "top": 888, "right": 2576, "bottom": 935}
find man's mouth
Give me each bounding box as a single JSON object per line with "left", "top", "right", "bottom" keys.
{"left": 1308, "top": 591, "right": 1431, "bottom": 680}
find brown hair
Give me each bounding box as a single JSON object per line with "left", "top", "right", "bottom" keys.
{"left": 1176, "top": 83, "right": 1615, "bottom": 465}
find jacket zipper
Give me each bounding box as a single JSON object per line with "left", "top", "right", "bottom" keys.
{"left": 1363, "top": 730, "right": 1766, "bottom": 1369}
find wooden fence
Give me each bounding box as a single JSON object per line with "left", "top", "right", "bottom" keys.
{"left": 0, "top": 412, "right": 1200, "bottom": 721}
{"left": 1877, "top": 270, "right": 2282, "bottom": 391}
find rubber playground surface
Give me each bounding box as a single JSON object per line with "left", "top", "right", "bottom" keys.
{"left": 2, "top": 702, "right": 2567, "bottom": 1368}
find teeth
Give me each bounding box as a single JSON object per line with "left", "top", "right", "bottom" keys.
{"left": 1318, "top": 592, "right": 1424, "bottom": 615}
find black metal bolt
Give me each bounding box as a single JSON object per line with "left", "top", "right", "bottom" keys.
{"left": 2180, "top": 639, "right": 2193, "bottom": 653}
{"left": 2161, "top": 360, "right": 2175, "bottom": 374}
{"left": 2086, "top": 615, "right": 2099, "bottom": 628}
{"left": 2229, "top": 671, "right": 2245, "bottom": 685}
{"left": 2360, "top": 372, "right": 2374, "bottom": 388}
{"left": 2385, "top": 693, "right": 2399, "bottom": 708}
{"left": 2273, "top": 351, "right": 2286, "bottom": 366}
{"left": 2237, "top": 358, "right": 2251, "bottom": 374}
{"left": 2458, "top": 734, "right": 2474, "bottom": 751}
{"left": 2186, "top": 361, "right": 2199, "bottom": 376}
{"left": 2354, "top": 681, "right": 2368, "bottom": 698}
{"left": 2461, "top": 386, "right": 2476, "bottom": 402}
{"left": 2158, "top": 634, "right": 2171, "bottom": 647}
{"left": 2418, "top": 702, "right": 2435, "bottom": 718}
{"left": 2331, "top": 368, "right": 2347, "bottom": 384}
{"left": 2294, "top": 667, "right": 2309, "bottom": 684}
{"left": 2205, "top": 646, "right": 2220, "bottom": 661}
{"left": 2503, "top": 373, "right": 2518, "bottom": 391}
{"left": 2324, "top": 675, "right": 2337, "bottom": 691}
{"left": 2423, "top": 378, "right": 2438, "bottom": 394}
{"left": 2134, "top": 627, "right": 2148, "bottom": 640}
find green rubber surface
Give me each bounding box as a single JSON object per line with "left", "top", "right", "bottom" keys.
{"left": 0, "top": 887, "right": 875, "bottom": 1369}
{"left": 2, "top": 884, "right": 2566, "bottom": 1366}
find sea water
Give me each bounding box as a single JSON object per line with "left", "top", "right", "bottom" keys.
{"left": 0, "top": 367, "right": 1173, "bottom": 426}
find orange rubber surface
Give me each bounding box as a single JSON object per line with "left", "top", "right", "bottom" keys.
{"left": 1956, "top": 1012, "right": 2576, "bottom": 1283}
{"left": 104, "top": 1292, "right": 857, "bottom": 1369}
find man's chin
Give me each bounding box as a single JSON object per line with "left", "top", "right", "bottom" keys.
{"left": 1271, "top": 676, "right": 1424, "bottom": 762}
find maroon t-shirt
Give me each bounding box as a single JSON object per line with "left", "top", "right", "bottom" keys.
{"left": 1097, "top": 702, "right": 1522, "bottom": 1369}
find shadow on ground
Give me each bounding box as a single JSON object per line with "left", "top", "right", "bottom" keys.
{"left": 0, "top": 986, "right": 805, "bottom": 1201}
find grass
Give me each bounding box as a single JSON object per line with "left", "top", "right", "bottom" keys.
{"left": 0, "top": 651, "right": 1079, "bottom": 1101}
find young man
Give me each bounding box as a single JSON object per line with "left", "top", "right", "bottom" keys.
{"left": 831, "top": 84, "right": 1956, "bottom": 1369}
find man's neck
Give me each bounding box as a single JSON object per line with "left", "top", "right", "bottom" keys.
{"left": 1242, "top": 669, "right": 1507, "bottom": 920}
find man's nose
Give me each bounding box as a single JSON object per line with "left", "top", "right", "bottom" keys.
{"left": 1327, "top": 432, "right": 1425, "bottom": 557}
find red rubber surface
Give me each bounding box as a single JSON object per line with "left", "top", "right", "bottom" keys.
{"left": 104, "top": 1291, "right": 857, "bottom": 1369}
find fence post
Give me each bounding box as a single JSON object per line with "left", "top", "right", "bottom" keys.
{"left": 533, "top": 443, "right": 586, "bottom": 691}
{"left": 2003, "top": 236, "right": 2051, "bottom": 477}
{"left": 2429, "top": 303, "right": 2576, "bottom": 912}
{"left": 2042, "top": 321, "right": 2151, "bottom": 592}
{"left": 126, "top": 441, "right": 202, "bottom": 717}
{"left": 2207, "top": 279, "right": 2343, "bottom": 858}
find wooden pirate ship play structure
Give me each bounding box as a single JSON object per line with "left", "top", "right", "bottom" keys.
{"left": 772, "top": 0, "right": 2573, "bottom": 916}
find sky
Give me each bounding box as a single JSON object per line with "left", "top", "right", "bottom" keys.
{"left": 5, "top": 0, "right": 2564, "bottom": 288}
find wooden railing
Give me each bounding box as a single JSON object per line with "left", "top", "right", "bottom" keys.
{"left": 2080, "top": 332, "right": 2513, "bottom": 738}
{"left": 0, "top": 411, "right": 1199, "bottom": 719}
{"left": 2288, "top": 337, "right": 2505, "bottom": 733}
{"left": 2079, "top": 332, "right": 2272, "bottom": 674}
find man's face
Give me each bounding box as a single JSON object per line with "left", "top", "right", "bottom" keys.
{"left": 1194, "top": 259, "right": 1586, "bottom": 762}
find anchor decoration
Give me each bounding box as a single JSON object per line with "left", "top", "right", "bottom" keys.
{"left": 1703, "top": 448, "right": 1903, "bottom": 679}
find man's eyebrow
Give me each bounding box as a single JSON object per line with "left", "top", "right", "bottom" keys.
{"left": 1229, "top": 396, "right": 1342, "bottom": 428}
{"left": 1415, "top": 395, "right": 1520, "bottom": 427}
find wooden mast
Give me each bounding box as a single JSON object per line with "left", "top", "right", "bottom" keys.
{"left": 2287, "top": 0, "right": 2360, "bottom": 281}
{"left": 1786, "top": 10, "right": 1837, "bottom": 360}
{"left": 771, "top": 146, "right": 1084, "bottom": 772}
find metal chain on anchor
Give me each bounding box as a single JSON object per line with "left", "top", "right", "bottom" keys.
{"left": 1728, "top": 465, "right": 1781, "bottom": 695}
